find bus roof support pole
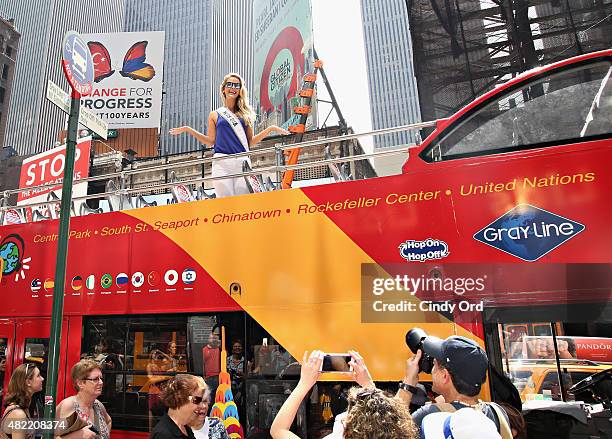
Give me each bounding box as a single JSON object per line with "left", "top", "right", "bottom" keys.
{"left": 551, "top": 322, "right": 568, "bottom": 402}
{"left": 313, "top": 48, "right": 347, "bottom": 130}
{"left": 42, "top": 91, "right": 81, "bottom": 436}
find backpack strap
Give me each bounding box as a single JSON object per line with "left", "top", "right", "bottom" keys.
{"left": 1, "top": 406, "right": 21, "bottom": 421}
{"left": 433, "top": 403, "right": 458, "bottom": 413}
{"left": 1, "top": 405, "right": 25, "bottom": 435}
{"left": 489, "top": 402, "right": 513, "bottom": 439}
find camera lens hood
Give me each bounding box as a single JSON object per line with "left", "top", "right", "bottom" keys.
{"left": 406, "top": 328, "right": 428, "bottom": 354}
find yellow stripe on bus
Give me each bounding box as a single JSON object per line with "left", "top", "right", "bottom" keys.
{"left": 128, "top": 189, "right": 478, "bottom": 381}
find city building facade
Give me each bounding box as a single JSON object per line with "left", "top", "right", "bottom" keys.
{"left": 124, "top": 0, "right": 213, "bottom": 155}
{"left": 210, "top": 0, "right": 254, "bottom": 112}
{"left": 0, "top": 0, "right": 124, "bottom": 156}
{"left": 407, "top": 0, "right": 611, "bottom": 123}
{"left": 360, "top": 0, "right": 421, "bottom": 150}
{"left": 0, "top": 13, "right": 19, "bottom": 149}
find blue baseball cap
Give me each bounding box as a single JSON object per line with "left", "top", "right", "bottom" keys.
{"left": 423, "top": 335, "right": 488, "bottom": 390}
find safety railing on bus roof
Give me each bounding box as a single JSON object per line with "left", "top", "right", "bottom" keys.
{"left": 0, "top": 120, "right": 437, "bottom": 224}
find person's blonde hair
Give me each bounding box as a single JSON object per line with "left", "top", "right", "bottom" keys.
{"left": 220, "top": 73, "right": 255, "bottom": 127}
{"left": 71, "top": 359, "right": 101, "bottom": 392}
{"left": 343, "top": 387, "right": 418, "bottom": 439}
{"left": 193, "top": 376, "right": 211, "bottom": 402}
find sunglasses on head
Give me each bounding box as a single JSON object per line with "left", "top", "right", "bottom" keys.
{"left": 356, "top": 389, "right": 380, "bottom": 400}
{"left": 189, "top": 395, "right": 208, "bottom": 405}
{"left": 225, "top": 82, "right": 241, "bottom": 89}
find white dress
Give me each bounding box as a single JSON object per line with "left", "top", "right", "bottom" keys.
{"left": 192, "top": 417, "right": 230, "bottom": 439}
{"left": 191, "top": 418, "right": 210, "bottom": 439}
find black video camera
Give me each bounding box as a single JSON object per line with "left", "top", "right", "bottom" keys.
{"left": 570, "top": 368, "right": 612, "bottom": 410}
{"left": 406, "top": 328, "right": 434, "bottom": 374}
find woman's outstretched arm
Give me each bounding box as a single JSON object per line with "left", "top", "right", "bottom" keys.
{"left": 249, "top": 125, "right": 290, "bottom": 146}
{"left": 270, "top": 350, "right": 323, "bottom": 439}
{"left": 169, "top": 112, "right": 217, "bottom": 146}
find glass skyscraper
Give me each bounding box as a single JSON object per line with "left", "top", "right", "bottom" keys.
{"left": 360, "top": 0, "right": 421, "bottom": 149}
{"left": 210, "top": 0, "right": 253, "bottom": 112}
{"left": 124, "top": 0, "right": 212, "bottom": 155}
{"left": 0, "top": 0, "right": 124, "bottom": 155}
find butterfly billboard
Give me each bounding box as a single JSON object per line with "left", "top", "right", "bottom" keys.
{"left": 81, "top": 31, "right": 165, "bottom": 129}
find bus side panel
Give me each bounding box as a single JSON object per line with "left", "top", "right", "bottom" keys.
{"left": 62, "top": 315, "right": 83, "bottom": 400}
{"left": 0, "top": 139, "right": 609, "bottom": 382}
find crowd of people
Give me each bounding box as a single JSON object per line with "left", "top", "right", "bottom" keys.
{"left": 0, "top": 333, "right": 529, "bottom": 439}
{"left": 0, "top": 359, "right": 231, "bottom": 439}
{"left": 270, "top": 335, "right": 528, "bottom": 439}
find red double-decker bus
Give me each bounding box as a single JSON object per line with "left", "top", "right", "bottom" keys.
{"left": 0, "top": 50, "right": 610, "bottom": 438}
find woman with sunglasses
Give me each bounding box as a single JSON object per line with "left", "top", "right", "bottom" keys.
{"left": 0, "top": 363, "right": 44, "bottom": 439}
{"left": 150, "top": 374, "right": 208, "bottom": 439}
{"left": 169, "top": 73, "right": 289, "bottom": 198}
{"left": 56, "top": 359, "right": 111, "bottom": 439}
{"left": 188, "top": 377, "right": 229, "bottom": 439}
{"left": 270, "top": 351, "right": 418, "bottom": 439}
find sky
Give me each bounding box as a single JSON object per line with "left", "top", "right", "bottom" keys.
{"left": 310, "top": 0, "right": 374, "bottom": 152}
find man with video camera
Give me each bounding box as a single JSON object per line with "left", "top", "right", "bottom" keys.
{"left": 399, "top": 332, "right": 511, "bottom": 436}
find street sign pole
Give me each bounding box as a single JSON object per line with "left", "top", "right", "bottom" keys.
{"left": 42, "top": 31, "right": 94, "bottom": 437}
{"left": 42, "top": 91, "right": 80, "bottom": 429}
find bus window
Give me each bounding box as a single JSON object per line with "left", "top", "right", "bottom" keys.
{"left": 244, "top": 317, "right": 307, "bottom": 438}
{"left": 24, "top": 339, "right": 47, "bottom": 366}
{"left": 81, "top": 314, "right": 308, "bottom": 435}
{"left": 246, "top": 318, "right": 299, "bottom": 379}
{"left": 532, "top": 324, "right": 553, "bottom": 337}
{"left": 423, "top": 61, "right": 612, "bottom": 162}
{"left": 82, "top": 316, "right": 190, "bottom": 431}
{"left": 82, "top": 313, "right": 245, "bottom": 433}
{"left": 498, "top": 322, "right": 612, "bottom": 403}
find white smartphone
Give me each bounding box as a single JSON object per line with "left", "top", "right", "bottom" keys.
{"left": 262, "top": 337, "right": 268, "bottom": 347}
{"left": 320, "top": 353, "right": 353, "bottom": 373}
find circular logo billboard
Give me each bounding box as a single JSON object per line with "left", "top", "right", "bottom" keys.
{"left": 259, "top": 26, "right": 304, "bottom": 113}
{"left": 268, "top": 49, "right": 294, "bottom": 107}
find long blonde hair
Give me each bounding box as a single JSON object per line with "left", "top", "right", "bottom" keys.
{"left": 220, "top": 73, "right": 255, "bottom": 127}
